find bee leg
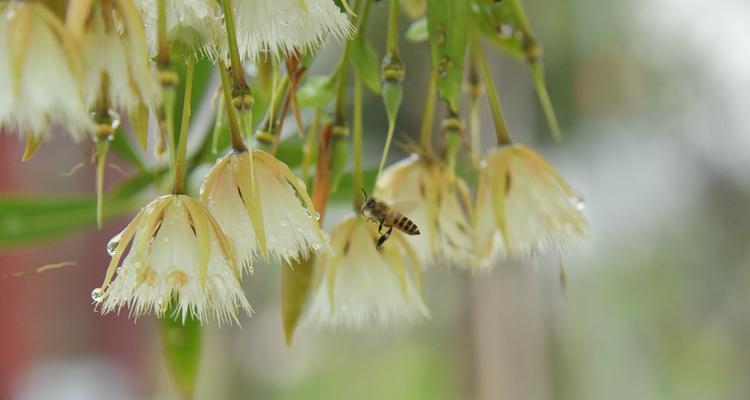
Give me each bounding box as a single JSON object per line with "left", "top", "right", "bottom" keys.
{"left": 378, "top": 220, "right": 384, "bottom": 234}
{"left": 377, "top": 226, "right": 393, "bottom": 247}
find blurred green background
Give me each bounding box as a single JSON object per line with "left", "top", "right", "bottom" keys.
{"left": 2, "top": 0, "right": 750, "bottom": 399}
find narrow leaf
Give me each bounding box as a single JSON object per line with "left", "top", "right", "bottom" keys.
{"left": 426, "top": 0, "right": 470, "bottom": 112}
{"left": 282, "top": 257, "right": 315, "bottom": 346}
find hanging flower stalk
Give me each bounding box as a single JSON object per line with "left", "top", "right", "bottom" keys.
{"left": 471, "top": 36, "right": 586, "bottom": 268}
{"left": 93, "top": 59, "right": 251, "bottom": 324}
{"left": 67, "top": 0, "right": 159, "bottom": 228}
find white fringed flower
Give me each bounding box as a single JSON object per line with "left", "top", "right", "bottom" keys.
{"left": 376, "top": 155, "right": 475, "bottom": 268}
{"left": 68, "top": 0, "right": 159, "bottom": 110}
{"left": 0, "top": 2, "right": 89, "bottom": 143}
{"left": 94, "top": 195, "right": 251, "bottom": 324}
{"left": 201, "top": 149, "right": 329, "bottom": 270}
{"left": 304, "top": 215, "right": 429, "bottom": 328}
{"left": 474, "top": 145, "right": 587, "bottom": 268}
{"left": 134, "top": 0, "right": 225, "bottom": 59}
{"left": 233, "top": 0, "right": 353, "bottom": 59}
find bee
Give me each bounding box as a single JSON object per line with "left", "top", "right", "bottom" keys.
{"left": 360, "top": 189, "right": 420, "bottom": 247}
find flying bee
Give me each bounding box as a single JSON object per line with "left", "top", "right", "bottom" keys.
{"left": 360, "top": 189, "right": 420, "bottom": 247}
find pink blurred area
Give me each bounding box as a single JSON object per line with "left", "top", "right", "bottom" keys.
{"left": 0, "top": 133, "right": 149, "bottom": 399}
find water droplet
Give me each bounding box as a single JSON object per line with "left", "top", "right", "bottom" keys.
{"left": 91, "top": 287, "right": 104, "bottom": 303}
{"left": 108, "top": 109, "right": 121, "bottom": 131}
{"left": 106, "top": 233, "right": 122, "bottom": 256}
{"left": 572, "top": 196, "right": 586, "bottom": 211}
{"left": 314, "top": 212, "right": 320, "bottom": 221}
{"left": 479, "top": 160, "right": 487, "bottom": 169}
{"left": 156, "top": 297, "right": 164, "bottom": 308}
{"left": 313, "top": 243, "right": 322, "bottom": 251}
{"left": 280, "top": 218, "right": 289, "bottom": 227}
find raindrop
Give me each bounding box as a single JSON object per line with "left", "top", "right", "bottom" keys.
{"left": 91, "top": 287, "right": 105, "bottom": 303}
{"left": 156, "top": 297, "right": 164, "bottom": 309}
{"left": 106, "top": 233, "right": 122, "bottom": 256}
{"left": 108, "top": 109, "right": 121, "bottom": 131}
{"left": 280, "top": 218, "right": 289, "bottom": 227}
{"left": 314, "top": 212, "right": 320, "bottom": 221}
{"left": 312, "top": 243, "right": 322, "bottom": 251}
{"left": 572, "top": 196, "right": 586, "bottom": 211}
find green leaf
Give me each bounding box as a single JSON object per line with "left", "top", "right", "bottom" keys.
{"left": 282, "top": 257, "right": 315, "bottom": 346}
{"left": 0, "top": 195, "right": 136, "bottom": 248}
{"left": 405, "top": 17, "right": 428, "bottom": 43}
{"left": 276, "top": 135, "right": 306, "bottom": 168}
{"left": 160, "top": 303, "right": 202, "bottom": 399}
{"left": 427, "top": 0, "right": 470, "bottom": 113}
{"left": 351, "top": 36, "right": 382, "bottom": 94}
{"left": 297, "top": 75, "right": 337, "bottom": 109}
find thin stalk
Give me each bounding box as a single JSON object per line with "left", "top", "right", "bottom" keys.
{"left": 386, "top": 0, "right": 399, "bottom": 56}
{"left": 352, "top": 73, "right": 363, "bottom": 209}
{"left": 220, "top": 0, "right": 246, "bottom": 86}
{"left": 218, "top": 60, "right": 246, "bottom": 152}
{"left": 172, "top": 58, "right": 195, "bottom": 194}
{"left": 419, "top": 68, "right": 437, "bottom": 150}
{"left": 507, "top": 0, "right": 533, "bottom": 38}
{"left": 95, "top": 139, "right": 109, "bottom": 228}
{"left": 156, "top": 0, "right": 169, "bottom": 66}
{"left": 473, "top": 37, "right": 512, "bottom": 146}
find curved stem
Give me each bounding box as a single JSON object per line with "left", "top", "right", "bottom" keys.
{"left": 419, "top": 68, "right": 437, "bottom": 150}
{"left": 473, "top": 36, "right": 512, "bottom": 146}
{"left": 172, "top": 58, "right": 195, "bottom": 194}
{"left": 218, "top": 60, "right": 246, "bottom": 152}
{"left": 220, "top": 0, "right": 246, "bottom": 86}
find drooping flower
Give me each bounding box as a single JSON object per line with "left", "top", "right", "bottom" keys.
{"left": 233, "top": 0, "right": 354, "bottom": 60}
{"left": 0, "top": 2, "right": 90, "bottom": 150}
{"left": 67, "top": 0, "right": 159, "bottom": 111}
{"left": 134, "top": 0, "right": 225, "bottom": 60}
{"left": 304, "top": 215, "right": 429, "bottom": 328}
{"left": 94, "top": 195, "right": 251, "bottom": 324}
{"left": 200, "top": 149, "right": 329, "bottom": 271}
{"left": 474, "top": 145, "right": 587, "bottom": 268}
{"left": 375, "top": 155, "right": 475, "bottom": 268}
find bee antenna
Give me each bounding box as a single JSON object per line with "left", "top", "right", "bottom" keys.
{"left": 361, "top": 187, "right": 368, "bottom": 199}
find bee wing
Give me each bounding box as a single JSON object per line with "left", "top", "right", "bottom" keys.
{"left": 390, "top": 201, "right": 419, "bottom": 215}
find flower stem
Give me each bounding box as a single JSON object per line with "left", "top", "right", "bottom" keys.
{"left": 473, "top": 35, "right": 512, "bottom": 146}
{"left": 352, "top": 73, "right": 364, "bottom": 210}
{"left": 172, "top": 58, "right": 195, "bottom": 194}
{"left": 220, "top": 0, "right": 246, "bottom": 86}
{"left": 419, "top": 68, "right": 437, "bottom": 151}
{"left": 218, "top": 60, "right": 247, "bottom": 152}
{"left": 386, "top": 0, "right": 400, "bottom": 56}
{"left": 156, "top": 0, "right": 169, "bottom": 66}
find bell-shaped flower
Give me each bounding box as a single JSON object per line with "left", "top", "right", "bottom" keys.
{"left": 376, "top": 155, "right": 475, "bottom": 268}
{"left": 474, "top": 145, "right": 587, "bottom": 268}
{"left": 0, "top": 2, "right": 90, "bottom": 153}
{"left": 134, "top": 0, "right": 225, "bottom": 60}
{"left": 233, "top": 0, "right": 353, "bottom": 60}
{"left": 304, "top": 215, "right": 429, "bottom": 328}
{"left": 93, "top": 195, "right": 251, "bottom": 324}
{"left": 200, "top": 149, "right": 329, "bottom": 271}
{"left": 67, "top": 0, "right": 159, "bottom": 112}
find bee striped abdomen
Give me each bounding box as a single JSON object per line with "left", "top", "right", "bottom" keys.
{"left": 392, "top": 213, "right": 420, "bottom": 235}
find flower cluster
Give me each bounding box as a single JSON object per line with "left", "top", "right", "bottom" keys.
{"left": 1, "top": 0, "right": 586, "bottom": 332}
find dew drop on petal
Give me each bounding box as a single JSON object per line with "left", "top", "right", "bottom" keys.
{"left": 91, "top": 287, "right": 104, "bottom": 303}
{"left": 106, "top": 233, "right": 122, "bottom": 256}
{"left": 313, "top": 243, "right": 322, "bottom": 251}
{"left": 572, "top": 195, "right": 586, "bottom": 211}
{"left": 280, "top": 218, "right": 289, "bottom": 227}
